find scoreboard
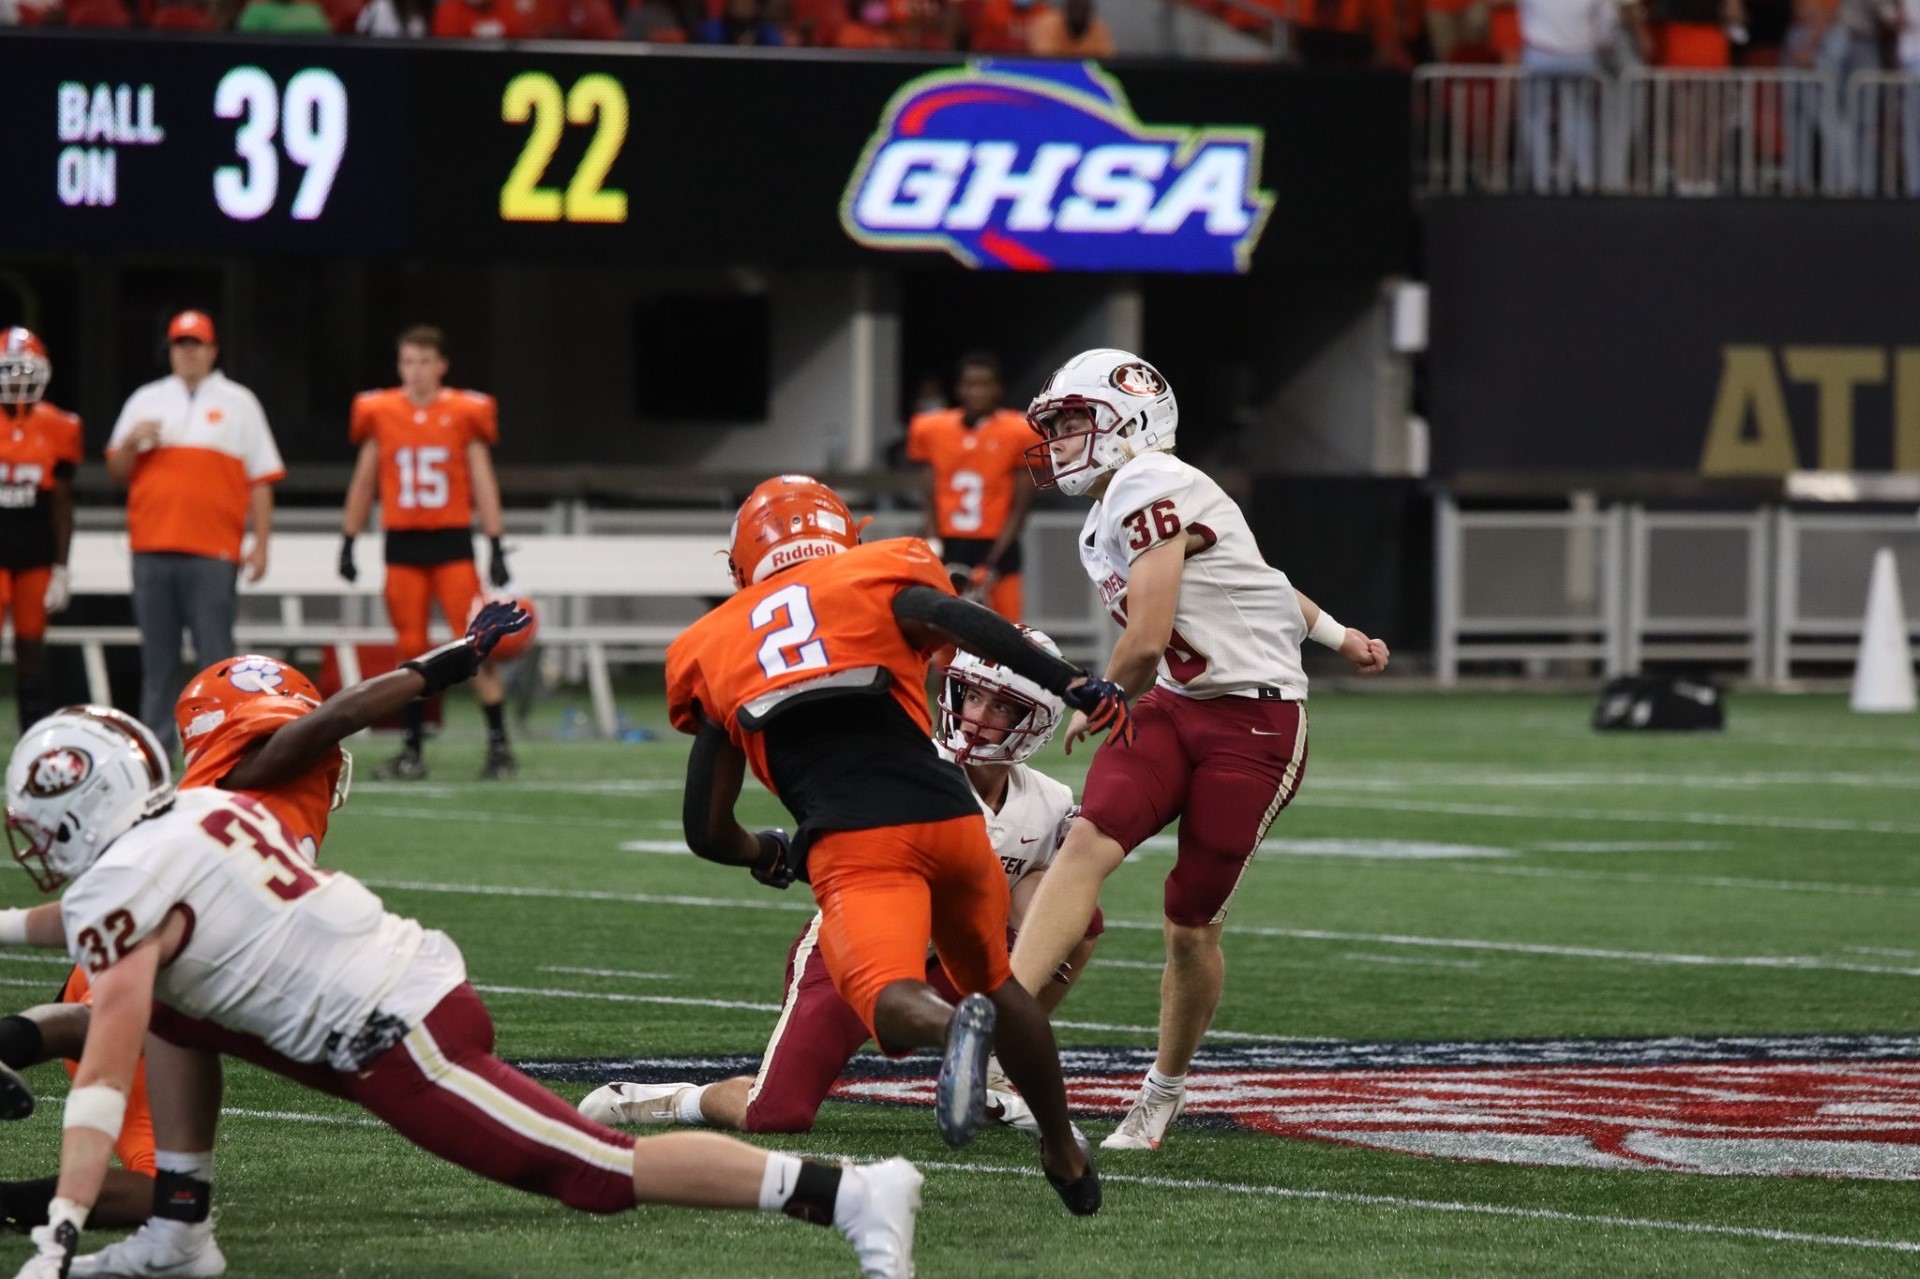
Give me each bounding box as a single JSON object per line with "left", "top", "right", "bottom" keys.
{"left": 0, "top": 33, "right": 1411, "bottom": 275}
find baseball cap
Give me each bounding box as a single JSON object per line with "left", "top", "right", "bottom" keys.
{"left": 168, "top": 311, "right": 216, "bottom": 344}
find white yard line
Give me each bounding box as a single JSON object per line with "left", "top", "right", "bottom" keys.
{"left": 362, "top": 879, "right": 814, "bottom": 914}
{"left": 1429, "top": 863, "right": 1920, "bottom": 900}
{"left": 1323, "top": 771, "right": 1920, "bottom": 791}
{"left": 1342, "top": 952, "right": 1484, "bottom": 970}
{"left": 473, "top": 982, "right": 782, "bottom": 1013}
{"left": 899, "top": 1157, "right": 1920, "bottom": 1254}
{"left": 537, "top": 965, "right": 677, "bottom": 981}
{"left": 1307, "top": 795, "right": 1920, "bottom": 837}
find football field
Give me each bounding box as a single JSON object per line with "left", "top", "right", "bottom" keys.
{"left": 3, "top": 690, "right": 1918, "bottom": 1277}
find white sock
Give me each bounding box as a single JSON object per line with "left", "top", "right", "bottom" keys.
{"left": 154, "top": 1150, "right": 214, "bottom": 1181}
{"left": 757, "top": 1152, "right": 805, "bottom": 1213}
{"left": 675, "top": 1084, "right": 710, "bottom": 1126}
{"left": 1145, "top": 1069, "right": 1186, "bottom": 1096}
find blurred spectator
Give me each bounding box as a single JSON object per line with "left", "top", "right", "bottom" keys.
{"left": 1790, "top": 0, "right": 1888, "bottom": 73}
{"left": 973, "top": 0, "right": 1050, "bottom": 48}
{"left": 701, "top": 0, "right": 787, "bottom": 39}
{"left": 1656, "top": 0, "right": 1742, "bottom": 64}
{"left": 152, "top": 0, "right": 222, "bottom": 25}
{"left": 551, "top": 0, "right": 618, "bottom": 35}
{"left": 1028, "top": 0, "right": 1113, "bottom": 52}
{"left": 54, "top": 0, "right": 134, "bottom": 23}
{"left": 1517, "top": 0, "right": 1617, "bottom": 190}
{"left": 1428, "top": 0, "right": 1488, "bottom": 56}
{"left": 432, "top": 0, "right": 534, "bottom": 36}
{"left": 624, "top": 0, "right": 693, "bottom": 36}
{"left": 355, "top": 0, "right": 428, "bottom": 30}
{"left": 235, "top": 0, "right": 330, "bottom": 27}
{"left": 833, "top": 0, "right": 898, "bottom": 43}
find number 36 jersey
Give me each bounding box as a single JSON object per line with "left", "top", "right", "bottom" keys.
{"left": 1081, "top": 452, "right": 1309, "bottom": 701}
{"left": 61, "top": 789, "right": 466, "bottom": 1070}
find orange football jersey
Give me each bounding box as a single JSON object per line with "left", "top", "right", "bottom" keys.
{"left": 906, "top": 408, "right": 1032, "bottom": 541}
{"left": 0, "top": 402, "right": 82, "bottom": 496}
{"left": 666, "top": 537, "right": 956, "bottom": 795}
{"left": 350, "top": 387, "right": 498, "bottom": 532}
{"left": 179, "top": 699, "right": 343, "bottom": 857}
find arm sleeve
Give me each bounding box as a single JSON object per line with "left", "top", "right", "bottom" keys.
{"left": 465, "top": 393, "right": 500, "bottom": 447}
{"left": 664, "top": 647, "right": 712, "bottom": 737}
{"left": 905, "top": 415, "right": 933, "bottom": 464}
{"left": 893, "top": 585, "right": 1085, "bottom": 695}
{"left": 240, "top": 391, "right": 286, "bottom": 482}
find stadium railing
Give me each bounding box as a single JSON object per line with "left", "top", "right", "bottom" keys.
{"left": 1436, "top": 495, "right": 1920, "bottom": 682}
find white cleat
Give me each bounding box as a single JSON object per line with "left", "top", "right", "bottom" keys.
{"left": 985, "top": 1087, "right": 1037, "bottom": 1133}
{"left": 1100, "top": 1083, "right": 1185, "bottom": 1151}
{"left": 834, "top": 1158, "right": 923, "bottom": 1279}
{"left": 69, "top": 1220, "right": 226, "bottom": 1278}
{"left": 577, "top": 1080, "right": 695, "bottom": 1127}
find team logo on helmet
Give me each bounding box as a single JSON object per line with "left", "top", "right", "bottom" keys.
{"left": 227, "top": 657, "right": 288, "bottom": 695}
{"left": 1110, "top": 362, "right": 1166, "bottom": 397}
{"left": 23, "top": 747, "right": 91, "bottom": 798}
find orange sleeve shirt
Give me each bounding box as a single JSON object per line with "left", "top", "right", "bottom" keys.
{"left": 350, "top": 387, "right": 498, "bottom": 532}
{"left": 179, "top": 699, "right": 342, "bottom": 858}
{"left": 0, "top": 403, "right": 82, "bottom": 569}
{"left": 906, "top": 408, "right": 1033, "bottom": 541}
{"left": 666, "top": 538, "right": 956, "bottom": 796}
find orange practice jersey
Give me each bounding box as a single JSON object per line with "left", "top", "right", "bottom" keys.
{"left": 906, "top": 408, "right": 1032, "bottom": 541}
{"left": 180, "top": 699, "right": 342, "bottom": 856}
{"left": 0, "top": 402, "right": 82, "bottom": 569}
{"left": 350, "top": 387, "right": 498, "bottom": 532}
{"left": 666, "top": 538, "right": 956, "bottom": 794}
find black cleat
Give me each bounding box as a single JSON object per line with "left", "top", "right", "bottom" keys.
{"left": 1044, "top": 1130, "right": 1102, "bottom": 1216}
{"left": 374, "top": 747, "right": 428, "bottom": 781}
{"left": 480, "top": 742, "right": 517, "bottom": 781}
{"left": 0, "top": 1060, "right": 34, "bottom": 1121}
{"left": 935, "top": 993, "right": 995, "bottom": 1148}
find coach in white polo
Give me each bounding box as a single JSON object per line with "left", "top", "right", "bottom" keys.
{"left": 107, "top": 310, "right": 285, "bottom": 752}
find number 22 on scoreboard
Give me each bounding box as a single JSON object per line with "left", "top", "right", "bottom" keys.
{"left": 500, "top": 71, "right": 629, "bottom": 224}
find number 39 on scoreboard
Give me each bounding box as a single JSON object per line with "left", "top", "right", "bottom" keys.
{"left": 498, "top": 71, "right": 629, "bottom": 225}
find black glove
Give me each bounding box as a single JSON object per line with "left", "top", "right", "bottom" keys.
{"left": 487, "top": 536, "right": 510, "bottom": 589}
{"left": 338, "top": 534, "right": 357, "bottom": 584}
{"left": 1063, "top": 677, "right": 1135, "bottom": 746}
{"left": 750, "top": 828, "right": 795, "bottom": 890}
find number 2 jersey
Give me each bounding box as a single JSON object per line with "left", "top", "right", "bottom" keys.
{"left": 1081, "top": 452, "right": 1309, "bottom": 700}
{"left": 0, "top": 402, "right": 81, "bottom": 571}
{"left": 61, "top": 788, "right": 465, "bottom": 1071}
{"left": 665, "top": 537, "right": 979, "bottom": 852}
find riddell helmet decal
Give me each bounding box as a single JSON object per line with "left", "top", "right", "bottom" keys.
{"left": 841, "top": 61, "right": 1273, "bottom": 274}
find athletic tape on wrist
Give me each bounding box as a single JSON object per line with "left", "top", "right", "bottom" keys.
{"left": 0, "top": 909, "right": 30, "bottom": 946}
{"left": 1309, "top": 611, "right": 1347, "bottom": 650}
{"left": 46, "top": 1195, "right": 87, "bottom": 1234}
{"left": 63, "top": 1084, "right": 127, "bottom": 1140}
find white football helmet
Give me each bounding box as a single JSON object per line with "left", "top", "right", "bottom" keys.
{"left": 938, "top": 627, "right": 1065, "bottom": 765}
{"left": 6, "top": 707, "right": 172, "bottom": 892}
{"left": 1025, "top": 349, "right": 1178, "bottom": 497}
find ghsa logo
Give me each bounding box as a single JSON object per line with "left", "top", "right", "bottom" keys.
{"left": 842, "top": 62, "right": 1272, "bottom": 274}
{"left": 24, "top": 746, "right": 91, "bottom": 798}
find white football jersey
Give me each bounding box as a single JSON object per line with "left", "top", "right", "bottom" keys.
{"left": 61, "top": 788, "right": 466, "bottom": 1071}
{"left": 981, "top": 764, "right": 1077, "bottom": 888}
{"left": 1080, "top": 452, "right": 1309, "bottom": 700}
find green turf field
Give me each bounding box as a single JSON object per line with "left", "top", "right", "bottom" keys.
{"left": 3, "top": 690, "right": 1918, "bottom": 1277}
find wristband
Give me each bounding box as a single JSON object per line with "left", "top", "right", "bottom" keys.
{"left": 401, "top": 637, "right": 482, "bottom": 698}
{"left": 63, "top": 1083, "right": 128, "bottom": 1140}
{"left": 1309, "top": 611, "right": 1348, "bottom": 650}
{"left": 0, "top": 908, "right": 30, "bottom": 946}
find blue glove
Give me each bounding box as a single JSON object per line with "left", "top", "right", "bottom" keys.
{"left": 1063, "top": 678, "right": 1135, "bottom": 746}
{"left": 466, "top": 599, "right": 531, "bottom": 662}
{"left": 751, "top": 829, "right": 795, "bottom": 890}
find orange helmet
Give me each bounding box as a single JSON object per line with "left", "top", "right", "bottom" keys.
{"left": 174, "top": 655, "right": 322, "bottom": 762}
{"left": 0, "top": 328, "right": 51, "bottom": 405}
{"left": 727, "top": 474, "right": 862, "bottom": 589}
{"left": 469, "top": 592, "right": 539, "bottom": 662}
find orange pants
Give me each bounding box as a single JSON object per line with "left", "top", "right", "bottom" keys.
{"left": 983, "top": 571, "right": 1021, "bottom": 623}
{"left": 384, "top": 560, "right": 482, "bottom": 659}
{"left": 0, "top": 566, "right": 51, "bottom": 641}
{"left": 58, "top": 967, "right": 156, "bottom": 1176}
{"left": 807, "top": 815, "right": 1013, "bottom": 1050}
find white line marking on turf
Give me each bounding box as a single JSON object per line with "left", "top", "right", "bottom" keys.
{"left": 225, "top": 1107, "right": 382, "bottom": 1127}
{"left": 474, "top": 983, "right": 782, "bottom": 1013}
{"left": 1095, "top": 959, "right": 1167, "bottom": 970}
{"left": 1849, "top": 946, "right": 1920, "bottom": 959}
{"left": 1430, "top": 863, "right": 1920, "bottom": 900}
{"left": 0, "top": 977, "right": 60, "bottom": 989}
{"left": 1309, "top": 794, "right": 1920, "bottom": 837}
{"left": 618, "top": 841, "right": 692, "bottom": 855}
{"left": 898, "top": 1157, "right": 1920, "bottom": 1254}
{"left": 1342, "top": 952, "right": 1484, "bottom": 970}
{"left": 1531, "top": 842, "right": 1726, "bottom": 853}
{"left": 349, "top": 807, "right": 646, "bottom": 831}
{"left": 362, "top": 879, "right": 814, "bottom": 914}
{"left": 0, "top": 952, "right": 76, "bottom": 965}
{"left": 1323, "top": 771, "right": 1920, "bottom": 792}
{"left": 537, "top": 965, "right": 676, "bottom": 981}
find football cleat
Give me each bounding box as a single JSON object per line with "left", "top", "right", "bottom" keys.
{"left": 373, "top": 747, "right": 427, "bottom": 782}
{"left": 69, "top": 1219, "right": 226, "bottom": 1277}
{"left": 1044, "top": 1127, "right": 1102, "bottom": 1217}
{"left": 834, "top": 1158, "right": 922, "bottom": 1279}
{"left": 578, "top": 1081, "right": 695, "bottom": 1127}
{"left": 935, "top": 993, "right": 995, "bottom": 1149}
{"left": 1100, "top": 1080, "right": 1185, "bottom": 1151}
{"left": 479, "top": 742, "right": 517, "bottom": 781}
{"left": 0, "top": 1059, "right": 33, "bottom": 1120}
